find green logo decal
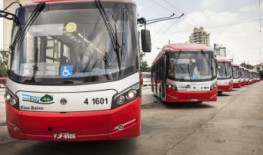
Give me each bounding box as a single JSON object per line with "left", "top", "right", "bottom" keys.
{"left": 186, "top": 85, "right": 191, "bottom": 88}
{"left": 40, "top": 94, "right": 54, "bottom": 103}
{"left": 22, "top": 94, "right": 54, "bottom": 104}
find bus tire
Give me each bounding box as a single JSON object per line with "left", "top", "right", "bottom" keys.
{"left": 218, "top": 91, "right": 223, "bottom": 96}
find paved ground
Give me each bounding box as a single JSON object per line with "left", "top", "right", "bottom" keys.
{"left": 0, "top": 82, "right": 262, "bottom": 155}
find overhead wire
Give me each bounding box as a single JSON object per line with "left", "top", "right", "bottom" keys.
{"left": 166, "top": 19, "right": 263, "bottom": 34}
{"left": 151, "top": 0, "right": 174, "bottom": 14}
{"left": 148, "top": 0, "right": 184, "bottom": 44}
{"left": 163, "top": 0, "right": 184, "bottom": 14}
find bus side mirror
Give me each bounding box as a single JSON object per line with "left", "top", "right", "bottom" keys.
{"left": 141, "top": 29, "right": 151, "bottom": 52}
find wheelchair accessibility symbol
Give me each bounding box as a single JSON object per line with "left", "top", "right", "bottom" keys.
{"left": 60, "top": 65, "right": 73, "bottom": 78}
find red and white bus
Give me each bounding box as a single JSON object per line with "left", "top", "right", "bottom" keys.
{"left": 250, "top": 70, "right": 256, "bottom": 84}
{"left": 151, "top": 43, "right": 218, "bottom": 103}
{"left": 246, "top": 69, "right": 253, "bottom": 85}
{"left": 0, "top": 77, "right": 6, "bottom": 88}
{"left": 243, "top": 68, "right": 250, "bottom": 85}
{"left": 240, "top": 67, "right": 246, "bottom": 86}
{"left": 2, "top": 0, "right": 151, "bottom": 141}
{"left": 232, "top": 63, "right": 242, "bottom": 88}
{"left": 256, "top": 72, "right": 261, "bottom": 82}
{"left": 216, "top": 57, "right": 233, "bottom": 95}
{"left": 252, "top": 71, "right": 260, "bottom": 83}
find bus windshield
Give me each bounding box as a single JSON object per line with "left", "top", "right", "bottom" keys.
{"left": 9, "top": 2, "right": 139, "bottom": 85}
{"left": 233, "top": 66, "right": 241, "bottom": 79}
{"left": 217, "top": 62, "right": 232, "bottom": 79}
{"left": 167, "top": 51, "right": 216, "bottom": 81}
{"left": 0, "top": 79, "right": 6, "bottom": 84}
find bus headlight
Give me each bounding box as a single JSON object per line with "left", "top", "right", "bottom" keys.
{"left": 166, "top": 84, "right": 177, "bottom": 90}
{"left": 116, "top": 95, "right": 126, "bottom": 105}
{"left": 4, "top": 92, "right": 12, "bottom": 101}
{"left": 210, "top": 82, "right": 217, "bottom": 90}
{"left": 112, "top": 83, "right": 140, "bottom": 109}
{"left": 10, "top": 98, "right": 18, "bottom": 106}
{"left": 127, "top": 90, "right": 137, "bottom": 100}
{"left": 4, "top": 89, "right": 19, "bottom": 109}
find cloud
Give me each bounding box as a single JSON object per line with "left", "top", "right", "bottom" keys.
{"left": 137, "top": 4, "right": 144, "bottom": 12}
{"left": 239, "top": 4, "right": 258, "bottom": 12}
{"left": 144, "top": 10, "right": 262, "bottom": 66}
{"left": 201, "top": 0, "right": 218, "bottom": 8}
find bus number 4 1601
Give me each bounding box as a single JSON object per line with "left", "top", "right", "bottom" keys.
{"left": 84, "top": 98, "right": 108, "bottom": 105}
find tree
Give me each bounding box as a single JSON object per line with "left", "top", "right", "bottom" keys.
{"left": 141, "top": 61, "right": 151, "bottom": 72}
{"left": 240, "top": 62, "right": 254, "bottom": 70}
{"left": 0, "top": 50, "right": 9, "bottom": 77}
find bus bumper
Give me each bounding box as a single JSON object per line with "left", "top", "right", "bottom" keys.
{"left": 6, "top": 98, "right": 141, "bottom": 141}
{"left": 165, "top": 88, "right": 218, "bottom": 103}
{"left": 233, "top": 82, "right": 241, "bottom": 88}
{"left": 218, "top": 84, "right": 233, "bottom": 92}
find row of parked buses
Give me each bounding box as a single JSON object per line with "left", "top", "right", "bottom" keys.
{"left": 0, "top": 0, "right": 260, "bottom": 142}
{"left": 151, "top": 43, "right": 261, "bottom": 103}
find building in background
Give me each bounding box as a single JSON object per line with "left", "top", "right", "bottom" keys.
{"left": 254, "top": 63, "right": 263, "bottom": 72}
{"left": 189, "top": 27, "right": 210, "bottom": 46}
{"left": 2, "top": 0, "right": 32, "bottom": 50}
{"left": 214, "top": 44, "right": 227, "bottom": 57}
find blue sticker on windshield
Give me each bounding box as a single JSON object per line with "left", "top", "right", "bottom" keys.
{"left": 60, "top": 65, "right": 73, "bottom": 78}
{"left": 192, "top": 75, "right": 198, "bottom": 80}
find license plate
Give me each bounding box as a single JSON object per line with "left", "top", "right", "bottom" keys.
{"left": 190, "top": 99, "right": 198, "bottom": 102}
{"left": 54, "top": 132, "right": 76, "bottom": 140}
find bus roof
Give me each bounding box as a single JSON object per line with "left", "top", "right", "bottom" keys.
{"left": 216, "top": 57, "right": 231, "bottom": 62}
{"left": 152, "top": 43, "right": 213, "bottom": 66}
{"left": 141, "top": 72, "right": 150, "bottom": 74}
{"left": 30, "top": 0, "right": 135, "bottom": 5}
{"left": 231, "top": 62, "right": 240, "bottom": 67}
{"left": 163, "top": 43, "right": 212, "bottom": 52}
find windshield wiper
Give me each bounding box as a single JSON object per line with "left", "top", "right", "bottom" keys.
{"left": 10, "top": 2, "right": 46, "bottom": 51}
{"left": 200, "top": 50, "right": 214, "bottom": 76}
{"left": 187, "top": 64, "right": 192, "bottom": 81}
{"left": 20, "top": 3, "right": 46, "bottom": 82}
{"left": 94, "top": 0, "right": 121, "bottom": 70}
{"left": 223, "top": 62, "right": 228, "bottom": 79}
{"left": 224, "top": 63, "right": 228, "bottom": 78}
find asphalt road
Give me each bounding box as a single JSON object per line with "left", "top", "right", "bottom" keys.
{"left": 0, "top": 83, "right": 262, "bottom": 155}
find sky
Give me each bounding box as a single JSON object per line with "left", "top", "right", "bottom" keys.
{"left": 0, "top": 0, "right": 262, "bottom": 66}
{"left": 136, "top": 0, "right": 263, "bottom": 66}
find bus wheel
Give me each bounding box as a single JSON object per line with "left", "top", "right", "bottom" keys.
{"left": 162, "top": 100, "right": 168, "bottom": 105}
{"left": 218, "top": 91, "right": 223, "bottom": 96}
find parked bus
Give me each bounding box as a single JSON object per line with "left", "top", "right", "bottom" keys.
{"left": 240, "top": 67, "right": 246, "bottom": 86}
{"left": 0, "top": 77, "right": 6, "bottom": 88}
{"left": 151, "top": 43, "right": 217, "bottom": 103}
{"left": 2, "top": 0, "right": 151, "bottom": 141}
{"left": 243, "top": 68, "right": 249, "bottom": 85}
{"left": 216, "top": 57, "right": 233, "bottom": 95}
{"left": 247, "top": 69, "right": 253, "bottom": 85}
{"left": 256, "top": 72, "right": 261, "bottom": 82}
{"left": 252, "top": 70, "right": 257, "bottom": 83}
{"left": 232, "top": 63, "right": 242, "bottom": 88}
{"left": 141, "top": 72, "right": 151, "bottom": 86}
